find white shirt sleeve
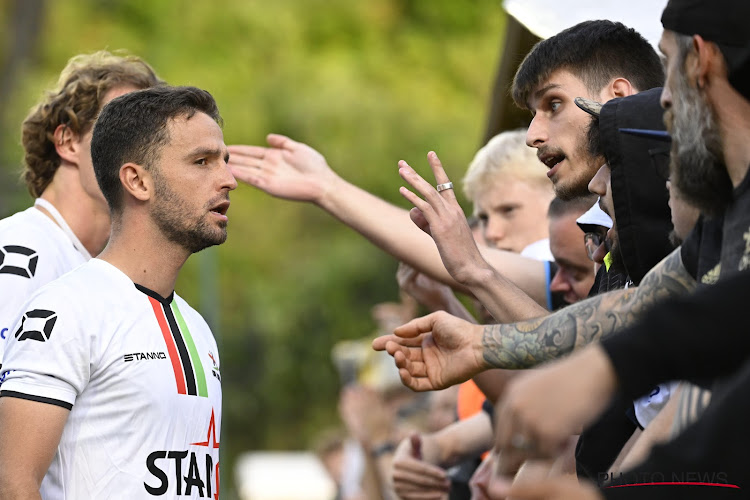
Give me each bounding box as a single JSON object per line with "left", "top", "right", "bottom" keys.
{"left": 0, "top": 283, "right": 91, "bottom": 408}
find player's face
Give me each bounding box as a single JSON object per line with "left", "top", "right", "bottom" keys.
{"left": 150, "top": 111, "right": 237, "bottom": 253}
{"left": 526, "top": 69, "right": 607, "bottom": 200}
{"left": 77, "top": 85, "right": 141, "bottom": 209}
{"left": 474, "top": 176, "right": 554, "bottom": 253}
{"left": 549, "top": 212, "right": 595, "bottom": 304}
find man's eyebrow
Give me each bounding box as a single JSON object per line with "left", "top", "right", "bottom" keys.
{"left": 533, "top": 83, "right": 562, "bottom": 101}
{"left": 184, "top": 146, "right": 223, "bottom": 159}
{"left": 556, "top": 256, "right": 590, "bottom": 272}
{"left": 554, "top": 256, "right": 571, "bottom": 267}
{"left": 492, "top": 202, "right": 522, "bottom": 210}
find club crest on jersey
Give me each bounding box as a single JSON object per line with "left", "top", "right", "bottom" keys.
{"left": 0, "top": 245, "right": 38, "bottom": 279}
{"left": 15, "top": 309, "right": 57, "bottom": 342}
{"left": 144, "top": 408, "right": 220, "bottom": 498}
{"left": 208, "top": 350, "right": 220, "bottom": 382}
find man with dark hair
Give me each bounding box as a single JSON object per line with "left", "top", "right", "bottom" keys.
{"left": 0, "top": 51, "right": 162, "bottom": 364}
{"left": 512, "top": 20, "right": 665, "bottom": 109}
{"left": 0, "top": 86, "right": 235, "bottom": 498}
{"left": 513, "top": 20, "right": 663, "bottom": 200}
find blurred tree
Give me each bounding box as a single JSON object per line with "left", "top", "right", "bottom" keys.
{"left": 0, "top": 0, "right": 46, "bottom": 215}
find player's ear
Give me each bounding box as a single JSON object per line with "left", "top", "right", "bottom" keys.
{"left": 119, "top": 163, "right": 153, "bottom": 202}
{"left": 53, "top": 124, "right": 82, "bottom": 165}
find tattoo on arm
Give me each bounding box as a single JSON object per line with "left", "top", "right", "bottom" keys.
{"left": 482, "top": 248, "right": 697, "bottom": 369}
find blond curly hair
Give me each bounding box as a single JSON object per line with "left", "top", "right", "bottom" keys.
{"left": 21, "top": 50, "right": 163, "bottom": 197}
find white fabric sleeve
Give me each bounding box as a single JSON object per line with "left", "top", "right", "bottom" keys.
{"left": 0, "top": 283, "right": 90, "bottom": 408}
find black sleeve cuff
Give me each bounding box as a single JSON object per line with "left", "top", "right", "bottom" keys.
{"left": 0, "top": 390, "right": 73, "bottom": 410}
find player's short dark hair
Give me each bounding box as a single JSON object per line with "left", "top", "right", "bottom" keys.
{"left": 91, "top": 85, "right": 222, "bottom": 213}
{"left": 512, "top": 20, "right": 664, "bottom": 109}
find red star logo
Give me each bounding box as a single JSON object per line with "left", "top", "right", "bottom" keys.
{"left": 191, "top": 408, "right": 220, "bottom": 449}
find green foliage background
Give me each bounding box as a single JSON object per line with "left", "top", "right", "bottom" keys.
{"left": 0, "top": 1, "right": 507, "bottom": 495}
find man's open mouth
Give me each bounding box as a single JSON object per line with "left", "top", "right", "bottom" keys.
{"left": 209, "top": 200, "right": 230, "bottom": 216}
{"left": 537, "top": 153, "right": 565, "bottom": 176}
{"left": 539, "top": 152, "right": 566, "bottom": 170}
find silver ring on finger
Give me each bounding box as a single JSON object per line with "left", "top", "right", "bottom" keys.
{"left": 436, "top": 182, "right": 454, "bottom": 192}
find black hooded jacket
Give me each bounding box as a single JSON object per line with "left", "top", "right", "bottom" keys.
{"left": 599, "top": 87, "right": 674, "bottom": 285}
{"left": 576, "top": 87, "right": 676, "bottom": 480}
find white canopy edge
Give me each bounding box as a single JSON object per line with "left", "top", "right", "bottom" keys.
{"left": 502, "top": 0, "right": 668, "bottom": 48}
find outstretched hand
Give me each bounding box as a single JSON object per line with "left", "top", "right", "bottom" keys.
{"left": 397, "top": 152, "right": 489, "bottom": 285}
{"left": 372, "top": 311, "right": 487, "bottom": 391}
{"left": 228, "top": 133, "right": 339, "bottom": 204}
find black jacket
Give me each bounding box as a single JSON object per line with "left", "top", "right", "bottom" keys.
{"left": 576, "top": 88, "right": 675, "bottom": 479}
{"left": 599, "top": 87, "right": 674, "bottom": 285}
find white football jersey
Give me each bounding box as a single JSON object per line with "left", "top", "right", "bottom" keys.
{"left": 0, "top": 200, "right": 90, "bottom": 362}
{"left": 1, "top": 258, "right": 222, "bottom": 499}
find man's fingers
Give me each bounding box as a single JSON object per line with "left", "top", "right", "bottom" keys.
{"left": 392, "top": 356, "right": 431, "bottom": 391}
{"left": 266, "top": 133, "right": 295, "bottom": 150}
{"left": 228, "top": 165, "right": 257, "bottom": 185}
{"left": 409, "top": 207, "right": 432, "bottom": 235}
{"left": 392, "top": 352, "right": 427, "bottom": 377}
{"left": 394, "top": 312, "right": 442, "bottom": 338}
{"left": 371, "top": 334, "right": 392, "bottom": 351}
{"left": 400, "top": 371, "right": 441, "bottom": 392}
{"left": 427, "top": 151, "right": 457, "bottom": 202}
{"left": 392, "top": 459, "right": 449, "bottom": 485}
{"left": 396, "top": 262, "right": 418, "bottom": 288}
{"left": 410, "top": 433, "right": 422, "bottom": 459}
{"left": 399, "top": 185, "right": 432, "bottom": 215}
{"left": 373, "top": 334, "right": 421, "bottom": 351}
{"left": 399, "top": 162, "right": 449, "bottom": 209}
{"left": 227, "top": 144, "right": 267, "bottom": 159}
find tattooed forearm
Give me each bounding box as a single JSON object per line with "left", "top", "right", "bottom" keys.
{"left": 482, "top": 248, "right": 697, "bottom": 369}
{"left": 481, "top": 288, "right": 636, "bottom": 368}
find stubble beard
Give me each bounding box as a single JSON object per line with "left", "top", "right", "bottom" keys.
{"left": 668, "top": 71, "right": 732, "bottom": 215}
{"left": 553, "top": 121, "right": 603, "bottom": 201}
{"left": 151, "top": 174, "right": 228, "bottom": 254}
